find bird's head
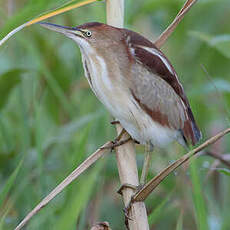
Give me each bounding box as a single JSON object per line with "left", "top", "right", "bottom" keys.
{"left": 38, "top": 22, "right": 123, "bottom": 55}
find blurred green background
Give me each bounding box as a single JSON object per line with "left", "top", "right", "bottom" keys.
{"left": 0, "top": 0, "right": 230, "bottom": 229}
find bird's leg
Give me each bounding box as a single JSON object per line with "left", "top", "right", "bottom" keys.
{"left": 117, "top": 143, "right": 151, "bottom": 228}
{"left": 112, "top": 137, "right": 132, "bottom": 149}
{"left": 114, "top": 128, "right": 126, "bottom": 143}
{"left": 140, "top": 142, "right": 153, "bottom": 185}
{"left": 123, "top": 201, "right": 132, "bottom": 226}
{"left": 117, "top": 184, "right": 143, "bottom": 230}
{"left": 110, "top": 120, "right": 140, "bottom": 144}
{"left": 100, "top": 137, "right": 132, "bottom": 151}
{"left": 117, "top": 141, "right": 150, "bottom": 217}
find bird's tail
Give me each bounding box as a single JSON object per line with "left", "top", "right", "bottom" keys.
{"left": 183, "top": 107, "right": 202, "bottom": 146}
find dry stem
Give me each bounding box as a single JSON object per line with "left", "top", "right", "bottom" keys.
{"left": 155, "top": 0, "right": 197, "bottom": 48}
{"left": 14, "top": 142, "right": 111, "bottom": 230}
{"left": 206, "top": 151, "right": 230, "bottom": 168}
{"left": 132, "top": 128, "right": 230, "bottom": 202}
{"left": 106, "top": 0, "right": 149, "bottom": 229}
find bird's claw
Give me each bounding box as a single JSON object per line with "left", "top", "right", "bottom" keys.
{"left": 123, "top": 206, "right": 132, "bottom": 221}
{"left": 117, "top": 183, "right": 138, "bottom": 195}
{"left": 117, "top": 183, "right": 144, "bottom": 195}
{"left": 100, "top": 137, "right": 132, "bottom": 152}
{"left": 117, "top": 183, "right": 145, "bottom": 230}
{"left": 123, "top": 205, "right": 132, "bottom": 230}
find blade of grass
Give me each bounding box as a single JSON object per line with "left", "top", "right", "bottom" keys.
{"left": 0, "top": 112, "right": 13, "bottom": 153}
{"left": 132, "top": 128, "right": 230, "bottom": 202}
{"left": 55, "top": 162, "right": 103, "bottom": 230}
{"left": 34, "top": 91, "right": 45, "bottom": 194}
{"left": 176, "top": 211, "right": 183, "bottom": 230}
{"left": 216, "top": 168, "right": 230, "bottom": 176}
{"left": 190, "top": 159, "right": 208, "bottom": 230}
{"left": 0, "top": 205, "right": 12, "bottom": 230}
{"left": 155, "top": 0, "right": 197, "bottom": 48}
{"left": 0, "top": 23, "right": 28, "bottom": 47}
{"left": 0, "top": 0, "right": 99, "bottom": 47}
{"left": 18, "top": 82, "right": 31, "bottom": 154}
{"left": 148, "top": 192, "right": 172, "bottom": 226}
{"left": 27, "top": 0, "right": 98, "bottom": 26}
{"left": 41, "top": 67, "right": 76, "bottom": 118}
{"left": 0, "top": 159, "right": 23, "bottom": 208}
{"left": 0, "top": 69, "right": 24, "bottom": 109}
{"left": 14, "top": 141, "right": 111, "bottom": 230}
{"left": 16, "top": 33, "right": 76, "bottom": 119}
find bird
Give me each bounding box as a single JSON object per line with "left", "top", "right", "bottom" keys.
{"left": 39, "top": 21, "right": 201, "bottom": 155}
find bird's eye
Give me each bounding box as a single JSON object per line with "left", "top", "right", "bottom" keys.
{"left": 85, "top": 30, "right": 92, "bottom": 37}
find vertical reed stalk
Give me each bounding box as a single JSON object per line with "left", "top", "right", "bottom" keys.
{"left": 106, "top": 1, "right": 149, "bottom": 229}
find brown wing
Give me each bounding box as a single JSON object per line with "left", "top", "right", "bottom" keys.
{"left": 122, "top": 29, "right": 201, "bottom": 145}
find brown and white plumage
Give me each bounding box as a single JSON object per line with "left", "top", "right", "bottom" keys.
{"left": 123, "top": 28, "right": 201, "bottom": 146}
{"left": 39, "top": 22, "right": 201, "bottom": 148}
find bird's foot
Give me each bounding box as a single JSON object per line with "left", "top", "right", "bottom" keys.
{"left": 112, "top": 138, "right": 132, "bottom": 150}
{"left": 124, "top": 206, "right": 132, "bottom": 230}
{"left": 102, "top": 126, "right": 139, "bottom": 152}
{"left": 117, "top": 183, "right": 144, "bottom": 230}
{"left": 117, "top": 183, "right": 143, "bottom": 195}
{"left": 101, "top": 129, "right": 131, "bottom": 151}
{"left": 110, "top": 120, "right": 140, "bottom": 144}
{"left": 100, "top": 136, "right": 132, "bottom": 152}
{"left": 114, "top": 128, "right": 126, "bottom": 142}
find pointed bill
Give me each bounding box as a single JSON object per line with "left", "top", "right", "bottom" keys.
{"left": 38, "top": 22, "right": 82, "bottom": 37}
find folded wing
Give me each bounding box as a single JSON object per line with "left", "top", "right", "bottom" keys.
{"left": 123, "top": 29, "right": 201, "bottom": 145}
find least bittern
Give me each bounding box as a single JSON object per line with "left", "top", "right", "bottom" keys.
{"left": 39, "top": 22, "right": 201, "bottom": 184}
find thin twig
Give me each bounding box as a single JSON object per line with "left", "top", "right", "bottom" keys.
{"left": 14, "top": 141, "right": 112, "bottom": 230}
{"left": 205, "top": 151, "right": 230, "bottom": 168}
{"left": 155, "top": 0, "right": 197, "bottom": 48}
{"left": 200, "top": 64, "right": 230, "bottom": 123}
{"left": 132, "top": 128, "right": 230, "bottom": 202}
{"left": 0, "top": 0, "right": 98, "bottom": 47}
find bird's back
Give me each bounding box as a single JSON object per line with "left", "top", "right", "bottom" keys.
{"left": 120, "top": 28, "right": 202, "bottom": 146}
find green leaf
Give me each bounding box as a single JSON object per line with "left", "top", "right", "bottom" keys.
{"left": 0, "top": 0, "right": 99, "bottom": 46}
{"left": 0, "top": 159, "right": 23, "bottom": 208}
{"left": 0, "top": 0, "right": 63, "bottom": 40}
{"left": 176, "top": 212, "right": 183, "bottom": 230}
{"left": 54, "top": 162, "right": 104, "bottom": 230}
{"left": 190, "top": 31, "right": 230, "bottom": 59}
{"left": 190, "top": 160, "right": 208, "bottom": 230}
{"left": 148, "top": 192, "right": 172, "bottom": 225}
{"left": 217, "top": 168, "right": 230, "bottom": 176}
{"left": 210, "top": 35, "right": 230, "bottom": 59}
{"left": 204, "top": 79, "right": 230, "bottom": 93}
{"left": 189, "top": 31, "right": 212, "bottom": 44}
{"left": 0, "top": 69, "right": 24, "bottom": 109}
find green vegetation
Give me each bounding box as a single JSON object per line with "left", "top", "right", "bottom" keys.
{"left": 0, "top": 0, "right": 230, "bottom": 229}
